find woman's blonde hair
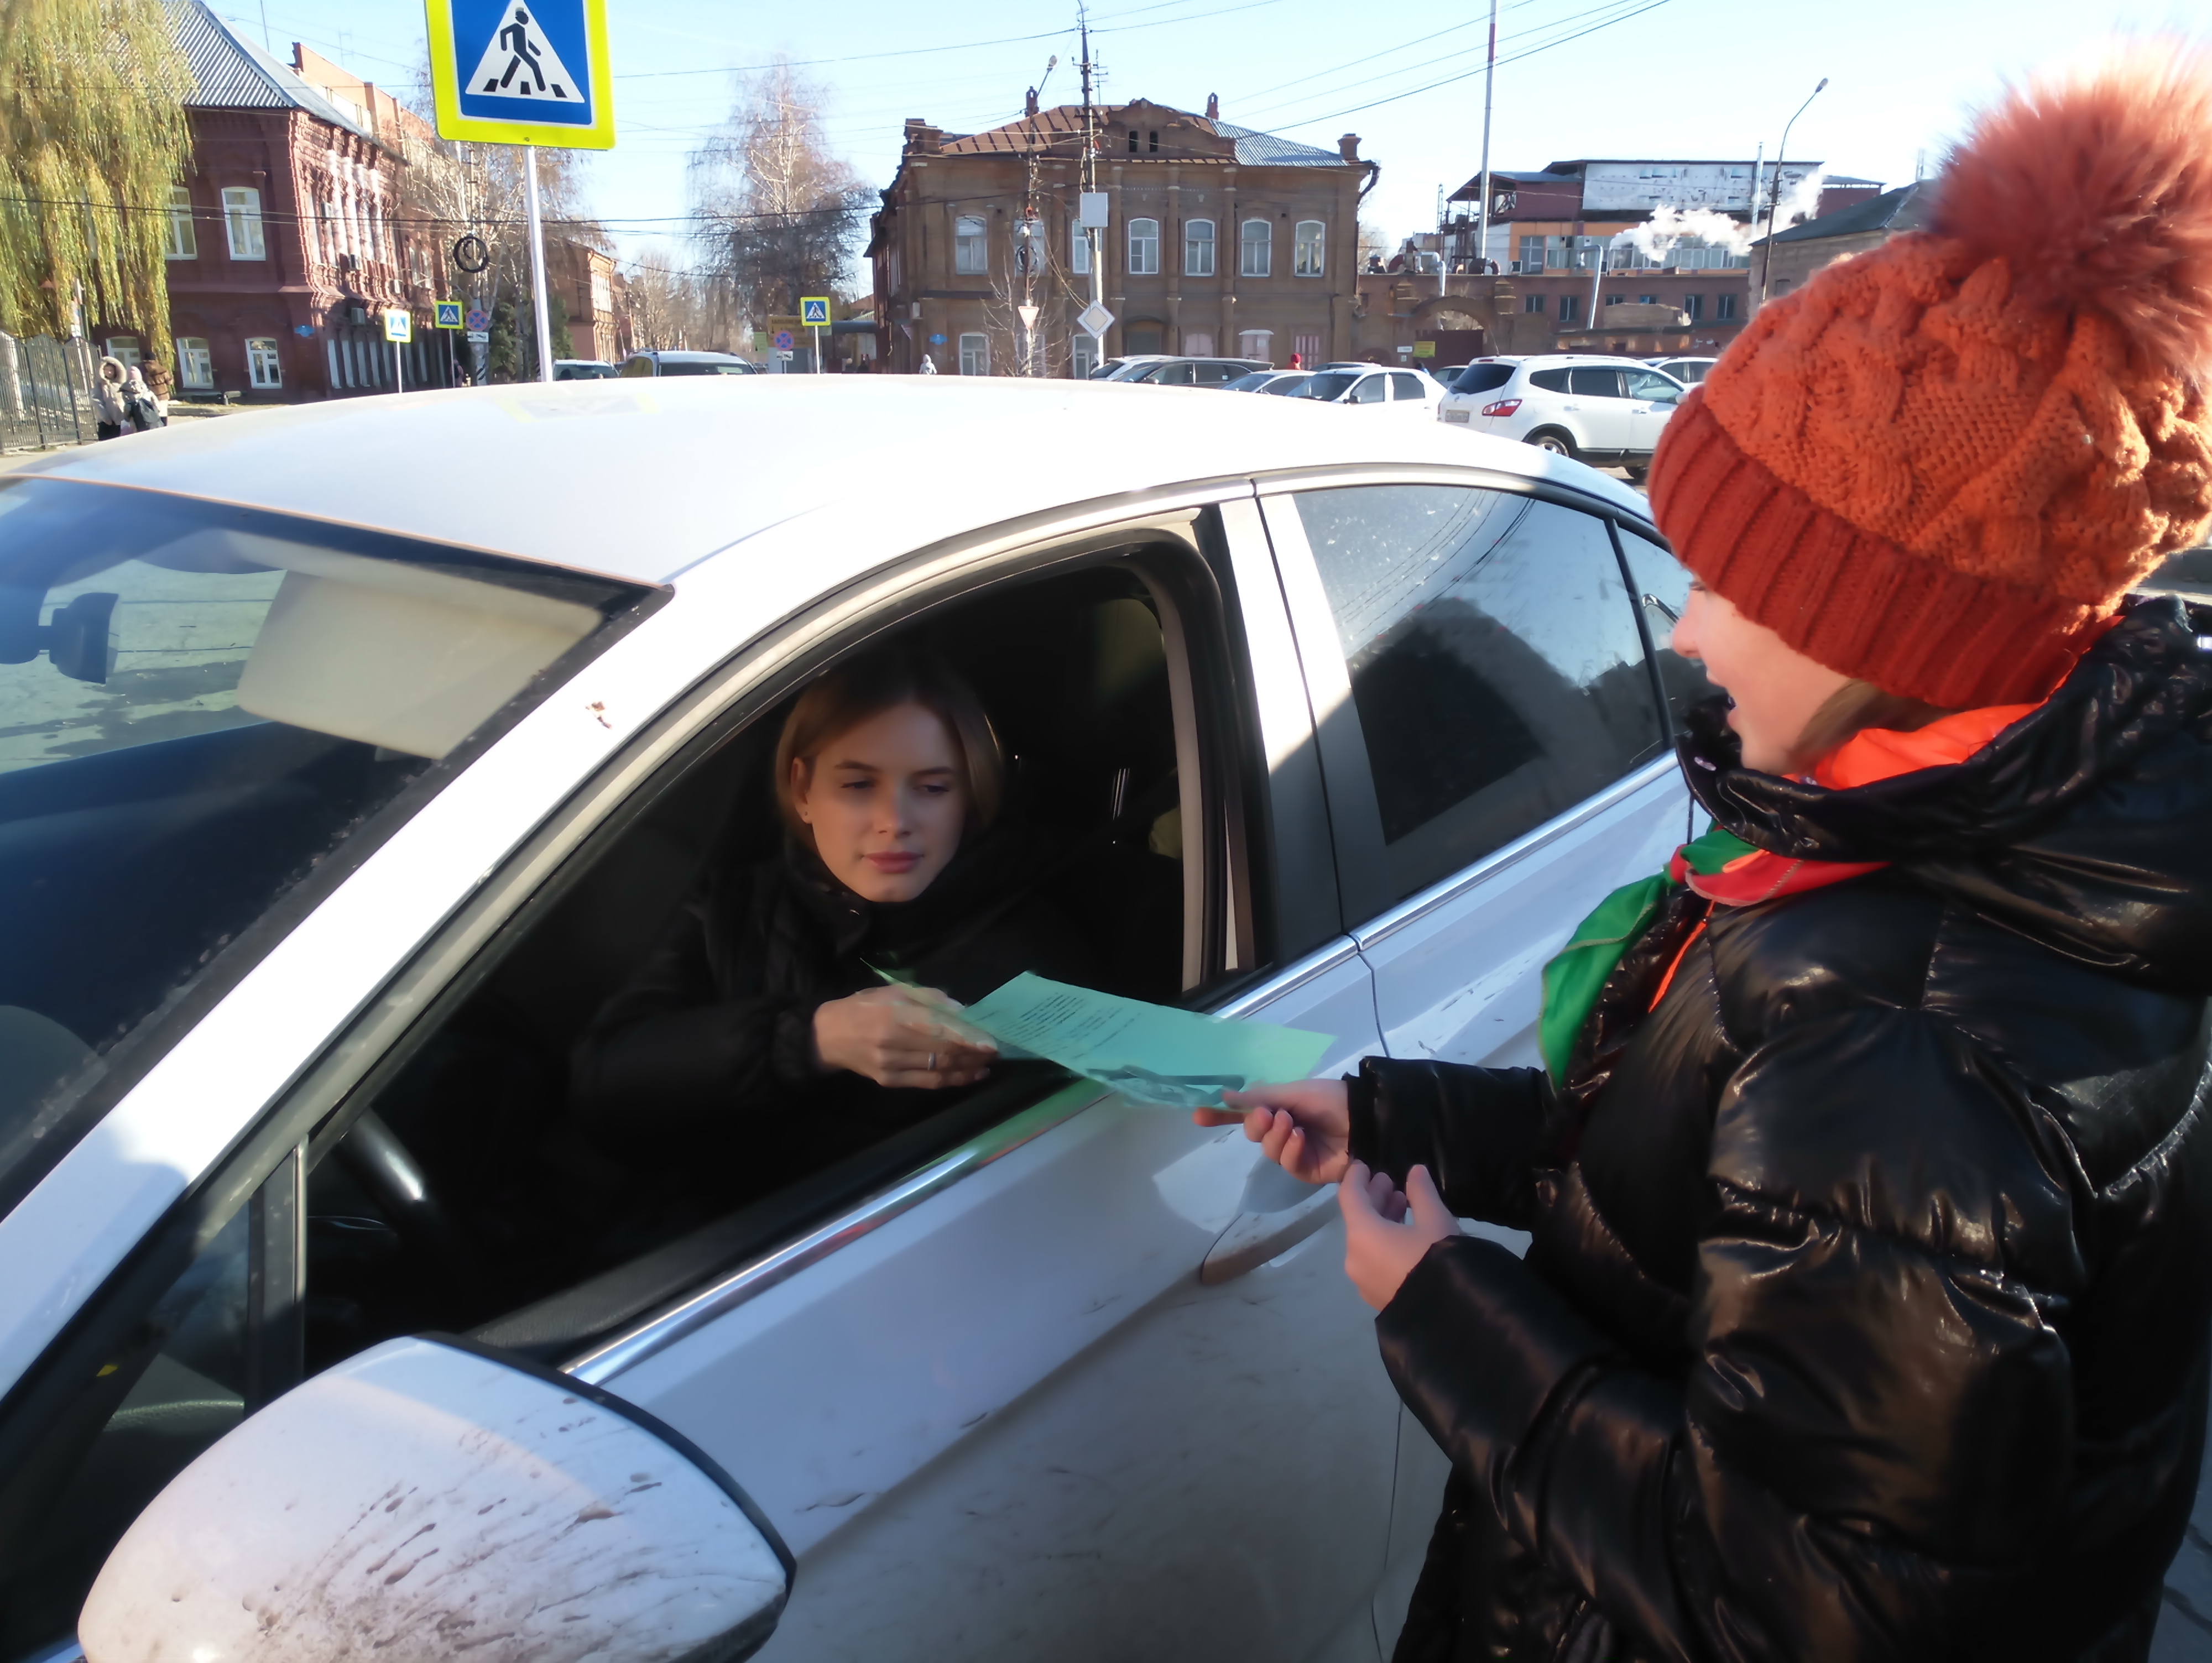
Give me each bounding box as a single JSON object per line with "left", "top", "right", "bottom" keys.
{"left": 1790, "top": 679, "right": 1955, "bottom": 772}
{"left": 774, "top": 646, "right": 1004, "bottom": 838}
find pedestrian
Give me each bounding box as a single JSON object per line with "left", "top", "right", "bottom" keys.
{"left": 918, "top": 353, "right": 937, "bottom": 375}
{"left": 123, "top": 363, "right": 165, "bottom": 431}
{"left": 1288, "top": 352, "right": 1303, "bottom": 370}
{"left": 1214, "top": 51, "right": 2212, "bottom": 1663}
{"left": 91, "top": 355, "right": 128, "bottom": 440}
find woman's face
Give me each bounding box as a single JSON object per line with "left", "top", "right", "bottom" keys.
{"left": 791, "top": 702, "right": 968, "bottom": 903}
{"left": 1670, "top": 582, "right": 1850, "bottom": 773}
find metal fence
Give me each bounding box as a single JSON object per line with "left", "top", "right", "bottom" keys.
{"left": 1, "top": 333, "right": 95, "bottom": 453}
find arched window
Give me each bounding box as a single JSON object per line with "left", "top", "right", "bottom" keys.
{"left": 1128, "top": 217, "right": 1160, "bottom": 276}
{"left": 1293, "top": 219, "right": 1326, "bottom": 277}
{"left": 1183, "top": 218, "right": 1215, "bottom": 276}
{"left": 1240, "top": 218, "right": 1271, "bottom": 278}
{"left": 954, "top": 215, "right": 987, "bottom": 275}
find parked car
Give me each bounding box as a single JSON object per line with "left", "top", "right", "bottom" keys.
{"left": 0, "top": 380, "right": 1711, "bottom": 1663}
{"left": 619, "top": 350, "right": 759, "bottom": 376}
{"left": 1441, "top": 359, "right": 1521, "bottom": 396}
{"left": 1088, "top": 354, "right": 1172, "bottom": 379}
{"left": 553, "top": 358, "right": 619, "bottom": 380}
{"left": 1105, "top": 357, "right": 1272, "bottom": 385}
{"left": 1437, "top": 354, "right": 1687, "bottom": 478}
{"left": 1222, "top": 369, "right": 1313, "bottom": 394}
{"left": 1284, "top": 364, "right": 1447, "bottom": 416}
{"left": 1647, "top": 355, "right": 1718, "bottom": 385}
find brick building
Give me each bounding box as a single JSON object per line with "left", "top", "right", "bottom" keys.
{"left": 133, "top": 0, "right": 460, "bottom": 402}
{"left": 1750, "top": 182, "right": 1932, "bottom": 314}
{"left": 869, "top": 95, "right": 1375, "bottom": 375}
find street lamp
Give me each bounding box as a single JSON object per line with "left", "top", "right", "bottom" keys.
{"left": 1760, "top": 77, "right": 1828, "bottom": 305}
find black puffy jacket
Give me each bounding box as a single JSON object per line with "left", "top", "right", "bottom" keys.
{"left": 1352, "top": 597, "right": 2212, "bottom": 1663}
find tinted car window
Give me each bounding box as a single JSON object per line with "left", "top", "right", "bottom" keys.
{"left": 1528, "top": 367, "right": 1572, "bottom": 393}
{"left": 1349, "top": 375, "right": 1387, "bottom": 404}
{"left": 1623, "top": 369, "right": 1681, "bottom": 401}
{"left": 1292, "top": 372, "right": 1359, "bottom": 400}
{"left": 1261, "top": 374, "right": 1312, "bottom": 396}
{"left": 619, "top": 357, "right": 653, "bottom": 377}
{"left": 1452, "top": 364, "right": 1515, "bottom": 394}
{"left": 1388, "top": 373, "right": 1425, "bottom": 400}
{"left": 1150, "top": 362, "right": 1197, "bottom": 385}
{"left": 0, "top": 479, "right": 648, "bottom": 1208}
{"left": 1614, "top": 526, "right": 1721, "bottom": 731}
{"left": 1568, "top": 367, "right": 1622, "bottom": 397}
{"left": 1223, "top": 371, "right": 1275, "bottom": 391}
{"left": 1295, "top": 486, "right": 1663, "bottom": 899}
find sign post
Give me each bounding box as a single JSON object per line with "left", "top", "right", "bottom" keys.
{"left": 425, "top": 0, "right": 616, "bottom": 384}
{"left": 383, "top": 308, "right": 414, "bottom": 392}
{"left": 800, "top": 296, "right": 830, "bottom": 375}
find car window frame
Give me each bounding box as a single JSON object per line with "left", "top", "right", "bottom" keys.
{"left": 1256, "top": 465, "right": 1672, "bottom": 928}
{"left": 0, "top": 480, "right": 1326, "bottom": 1561}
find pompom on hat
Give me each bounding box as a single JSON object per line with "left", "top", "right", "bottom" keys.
{"left": 1647, "top": 48, "right": 2212, "bottom": 708}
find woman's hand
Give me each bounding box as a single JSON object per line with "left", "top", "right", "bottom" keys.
{"left": 1339, "top": 1162, "right": 1462, "bottom": 1311}
{"left": 812, "top": 985, "right": 997, "bottom": 1089}
{"left": 1193, "top": 1078, "right": 1352, "bottom": 1185}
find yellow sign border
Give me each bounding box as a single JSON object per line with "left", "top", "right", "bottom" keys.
{"left": 425, "top": 0, "right": 616, "bottom": 150}
{"left": 383, "top": 308, "right": 414, "bottom": 343}
{"left": 433, "top": 300, "right": 464, "bottom": 329}
{"left": 799, "top": 296, "right": 832, "bottom": 326}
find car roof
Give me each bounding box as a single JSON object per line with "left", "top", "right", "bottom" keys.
{"left": 630, "top": 350, "right": 749, "bottom": 363}
{"left": 13, "top": 379, "right": 1653, "bottom": 589}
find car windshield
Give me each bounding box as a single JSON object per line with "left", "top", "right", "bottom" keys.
{"left": 1288, "top": 372, "right": 1360, "bottom": 401}
{"left": 0, "top": 477, "right": 650, "bottom": 1214}
{"left": 1222, "top": 372, "right": 1276, "bottom": 391}
{"left": 1260, "top": 374, "right": 1312, "bottom": 396}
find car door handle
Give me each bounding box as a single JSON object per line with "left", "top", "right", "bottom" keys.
{"left": 1199, "top": 1186, "right": 1337, "bottom": 1285}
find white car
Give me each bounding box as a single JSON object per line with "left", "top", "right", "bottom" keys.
{"left": 1284, "top": 364, "right": 1446, "bottom": 416}
{"left": 0, "top": 379, "right": 1710, "bottom": 1662}
{"left": 1648, "top": 355, "right": 1718, "bottom": 385}
{"left": 1438, "top": 355, "right": 1687, "bottom": 479}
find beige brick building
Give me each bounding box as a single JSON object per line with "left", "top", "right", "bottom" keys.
{"left": 868, "top": 96, "right": 1374, "bottom": 375}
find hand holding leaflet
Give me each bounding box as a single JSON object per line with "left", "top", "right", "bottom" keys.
{"left": 954, "top": 972, "right": 1333, "bottom": 1109}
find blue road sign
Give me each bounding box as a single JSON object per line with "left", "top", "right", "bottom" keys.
{"left": 800, "top": 297, "right": 831, "bottom": 326}
{"left": 774, "top": 331, "right": 795, "bottom": 351}
{"left": 427, "top": 0, "right": 615, "bottom": 149}
{"left": 434, "top": 300, "right": 464, "bottom": 329}
{"left": 465, "top": 307, "right": 489, "bottom": 332}
{"left": 928, "top": 333, "right": 947, "bottom": 345}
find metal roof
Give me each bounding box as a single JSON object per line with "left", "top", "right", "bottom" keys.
{"left": 1210, "top": 122, "right": 1349, "bottom": 168}
{"left": 1762, "top": 181, "right": 1931, "bottom": 245}
{"left": 165, "top": 0, "right": 378, "bottom": 143}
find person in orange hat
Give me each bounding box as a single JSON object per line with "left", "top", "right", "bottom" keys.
{"left": 1211, "top": 49, "right": 2212, "bottom": 1663}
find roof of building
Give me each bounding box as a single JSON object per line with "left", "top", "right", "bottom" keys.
{"left": 933, "top": 102, "right": 1352, "bottom": 167}
{"left": 165, "top": 0, "right": 378, "bottom": 143}
{"left": 1761, "top": 181, "right": 1932, "bottom": 245}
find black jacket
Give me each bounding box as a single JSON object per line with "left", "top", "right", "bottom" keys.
{"left": 570, "top": 820, "right": 1094, "bottom": 1163}
{"left": 1353, "top": 598, "right": 2212, "bottom": 1663}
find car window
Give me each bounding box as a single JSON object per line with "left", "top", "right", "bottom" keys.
{"left": 1622, "top": 369, "right": 1681, "bottom": 401}
{"left": 1614, "top": 526, "right": 1722, "bottom": 731}
{"left": 1452, "top": 364, "right": 1515, "bottom": 395}
{"left": 1293, "top": 486, "right": 1664, "bottom": 901}
{"left": 1292, "top": 372, "right": 1359, "bottom": 400}
{"left": 1527, "top": 367, "right": 1572, "bottom": 393}
{"left": 1151, "top": 362, "right": 1196, "bottom": 385}
{"left": 1387, "top": 373, "right": 1425, "bottom": 401}
{"left": 0, "top": 479, "right": 650, "bottom": 1214}
{"left": 1261, "top": 374, "right": 1312, "bottom": 396}
{"left": 712, "top": 364, "right": 753, "bottom": 376}
{"left": 1348, "top": 375, "right": 1387, "bottom": 404}
{"left": 1196, "top": 364, "right": 1240, "bottom": 386}
{"left": 618, "top": 358, "right": 653, "bottom": 377}
{"left": 1222, "top": 372, "right": 1272, "bottom": 391}
{"left": 1568, "top": 367, "right": 1622, "bottom": 398}
{"left": 659, "top": 362, "right": 720, "bottom": 376}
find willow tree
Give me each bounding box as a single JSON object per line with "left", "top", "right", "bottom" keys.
{"left": 0, "top": 0, "right": 194, "bottom": 354}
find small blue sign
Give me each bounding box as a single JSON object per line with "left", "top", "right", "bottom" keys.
{"left": 453, "top": 0, "right": 594, "bottom": 128}
{"left": 774, "top": 331, "right": 795, "bottom": 351}
{"left": 928, "top": 333, "right": 947, "bottom": 346}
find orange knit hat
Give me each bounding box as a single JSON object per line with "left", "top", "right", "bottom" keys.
{"left": 1647, "top": 49, "right": 2212, "bottom": 708}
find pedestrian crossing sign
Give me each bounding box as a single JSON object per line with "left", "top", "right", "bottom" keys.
{"left": 434, "top": 300, "right": 463, "bottom": 329}
{"left": 383, "top": 310, "right": 414, "bottom": 343}
{"left": 425, "top": 0, "right": 615, "bottom": 149}
{"left": 800, "top": 297, "right": 831, "bottom": 326}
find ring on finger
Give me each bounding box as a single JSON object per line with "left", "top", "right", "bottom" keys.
{"left": 927, "top": 1052, "right": 936, "bottom": 1071}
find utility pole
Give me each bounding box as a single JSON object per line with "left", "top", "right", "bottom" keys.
{"left": 1474, "top": 0, "right": 1498, "bottom": 278}
{"left": 1761, "top": 79, "right": 1827, "bottom": 306}
{"left": 1078, "top": 9, "right": 1105, "bottom": 368}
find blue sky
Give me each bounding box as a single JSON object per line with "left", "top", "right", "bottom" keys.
{"left": 217, "top": 0, "right": 2200, "bottom": 284}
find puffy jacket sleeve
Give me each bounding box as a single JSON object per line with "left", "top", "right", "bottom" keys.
{"left": 567, "top": 897, "right": 824, "bottom": 1157}
{"left": 1346, "top": 1055, "right": 1551, "bottom": 1229}
{"left": 1376, "top": 1006, "right": 2079, "bottom": 1662}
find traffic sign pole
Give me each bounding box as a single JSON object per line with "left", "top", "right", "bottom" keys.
{"left": 525, "top": 147, "right": 554, "bottom": 384}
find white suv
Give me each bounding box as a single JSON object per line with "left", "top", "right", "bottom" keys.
{"left": 1439, "top": 355, "right": 1687, "bottom": 479}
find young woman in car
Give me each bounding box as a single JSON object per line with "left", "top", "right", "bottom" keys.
{"left": 1215, "top": 56, "right": 2212, "bottom": 1663}
{"left": 571, "top": 646, "right": 1092, "bottom": 1167}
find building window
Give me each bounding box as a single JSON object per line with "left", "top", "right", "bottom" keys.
{"left": 1683, "top": 292, "right": 1705, "bottom": 320}
{"left": 591, "top": 270, "right": 613, "bottom": 314}
{"left": 1240, "top": 219, "right": 1271, "bottom": 278}
{"left": 1293, "top": 219, "right": 1325, "bottom": 277}
{"left": 1238, "top": 329, "right": 1272, "bottom": 362}
{"left": 1560, "top": 294, "right": 1582, "bottom": 323}
{"left": 953, "top": 215, "right": 987, "bottom": 275}
{"left": 1637, "top": 293, "right": 1657, "bottom": 305}
{"left": 958, "top": 332, "right": 988, "bottom": 375}
{"left": 1072, "top": 334, "right": 1097, "bottom": 378}
{"left": 1183, "top": 331, "right": 1213, "bottom": 356}
{"left": 1773, "top": 280, "right": 1793, "bottom": 296}
{"left": 1070, "top": 222, "right": 1091, "bottom": 275}
{"left": 177, "top": 337, "right": 213, "bottom": 389}
{"left": 102, "top": 337, "right": 141, "bottom": 366}
{"left": 246, "top": 337, "right": 281, "bottom": 388}
{"left": 164, "top": 186, "right": 196, "bottom": 259}
{"left": 1716, "top": 292, "right": 1739, "bottom": 320}
{"left": 221, "top": 186, "right": 265, "bottom": 260}
{"left": 1184, "top": 218, "right": 1215, "bottom": 276}
{"left": 1293, "top": 332, "right": 1321, "bottom": 365}
{"left": 1127, "top": 218, "right": 1160, "bottom": 275}
{"left": 1524, "top": 292, "right": 1546, "bottom": 314}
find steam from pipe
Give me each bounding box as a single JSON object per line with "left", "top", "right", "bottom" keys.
{"left": 1626, "top": 169, "right": 1829, "bottom": 262}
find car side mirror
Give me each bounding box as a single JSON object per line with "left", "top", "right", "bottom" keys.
{"left": 78, "top": 1336, "right": 792, "bottom": 1663}
{"left": 0, "top": 590, "right": 118, "bottom": 684}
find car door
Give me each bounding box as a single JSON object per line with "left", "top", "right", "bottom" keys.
{"left": 1622, "top": 368, "right": 1684, "bottom": 454}
{"left": 1565, "top": 365, "right": 1632, "bottom": 453}
{"left": 550, "top": 498, "right": 1400, "bottom": 1663}
{"left": 1347, "top": 372, "right": 1390, "bottom": 407}
{"left": 1387, "top": 372, "right": 1433, "bottom": 417}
